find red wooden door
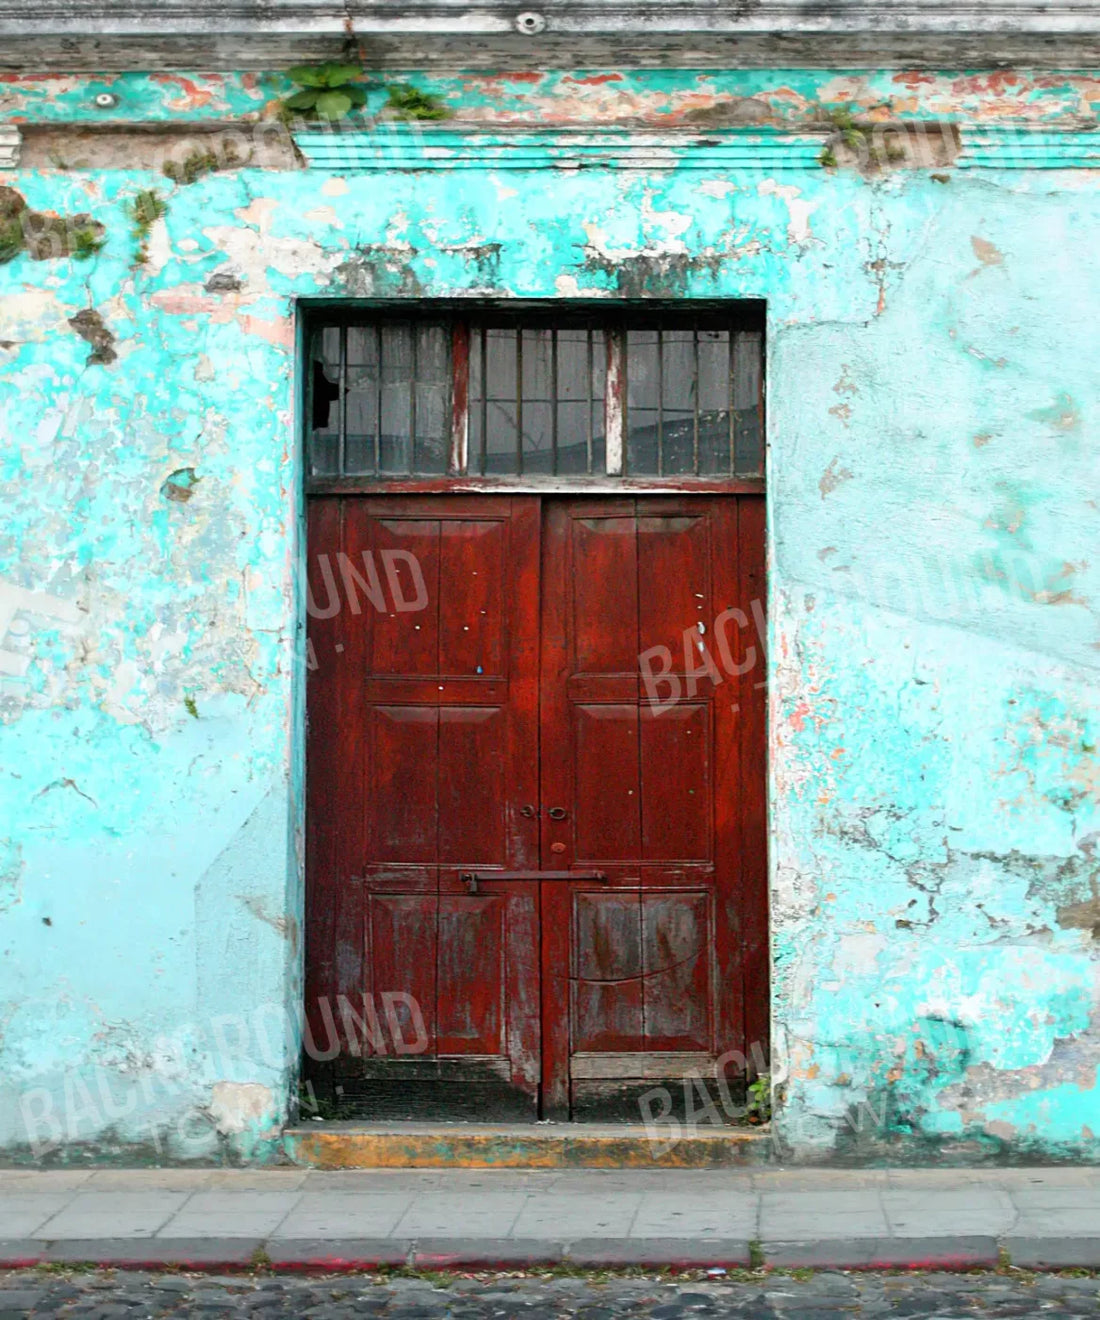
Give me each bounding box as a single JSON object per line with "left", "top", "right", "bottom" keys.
{"left": 305, "top": 493, "right": 766, "bottom": 1121}
{"left": 538, "top": 497, "right": 766, "bottom": 1119}
{"left": 305, "top": 495, "right": 542, "bottom": 1118}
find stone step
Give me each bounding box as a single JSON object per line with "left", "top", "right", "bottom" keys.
{"left": 283, "top": 1122, "right": 771, "bottom": 1169}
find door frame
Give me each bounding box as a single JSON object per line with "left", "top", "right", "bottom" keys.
{"left": 295, "top": 301, "right": 771, "bottom": 1121}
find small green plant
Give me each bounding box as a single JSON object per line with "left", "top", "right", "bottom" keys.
{"left": 747, "top": 1072, "right": 772, "bottom": 1124}
{"left": 280, "top": 63, "right": 368, "bottom": 122}
{"left": 1, "top": 185, "right": 108, "bottom": 264}
{"left": 71, "top": 225, "right": 106, "bottom": 260}
{"left": 164, "top": 140, "right": 242, "bottom": 185}
{"left": 297, "top": 1077, "right": 341, "bottom": 1120}
{"left": 818, "top": 105, "right": 909, "bottom": 171}
{"left": 0, "top": 216, "right": 23, "bottom": 263}
{"left": 126, "top": 187, "right": 168, "bottom": 264}
{"left": 0, "top": 185, "right": 27, "bottom": 263}
{"left": 385, "top": 83, "right": 450, "bottom": 121}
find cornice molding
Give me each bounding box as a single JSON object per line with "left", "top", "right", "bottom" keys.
{"left": 2, "top": 3, "right": 1100, "bottom": 70}
{"left": 291, "top": 123, "right": 1100, "bottom": 172}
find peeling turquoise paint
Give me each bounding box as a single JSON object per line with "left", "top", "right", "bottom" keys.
{"left": 1, "top": 67, "right": 1098, "bottom": 1162}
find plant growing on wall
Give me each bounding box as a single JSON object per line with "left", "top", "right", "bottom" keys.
{"left": 274, "top": 65, "right": 450, "bottom": 124}
{"left": 0, "top": 185, "right": 106, "bottom": 264}
{"left": 746, "top": 1073, "right": 772, "bottom": 1124}
{"left": 163, "top": 139, "right": 244, "bottom": 185}
{"left": 280, "top": 64, "right": 369, "bottom": 121}
{"left": 817, "top": 105, "right": 908, "bottom": 170}
{"left": 126, "top": 187, "right": 168, "bottom": 265}
{"left": 384, "top": 84, "right": 449, "bottom": 121}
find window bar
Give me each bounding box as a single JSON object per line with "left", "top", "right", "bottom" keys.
{"left": 338, "top": 324, "right": 348, "bottom": 478}
{"left": 753, "top": 331, "right": 767, "bottom": 478}
{"left": 728, "top": 326, "right": 737, "bottom": 477}
{"left": 692, "top": 327, "right": 700, "bottom": 477}
{"left": 744, "top": 330, "right": 765, "bottom": 480}
{"left": 373, "top": 324, "right": 382, "bottom": 476}
{"left": 551, "top": 327, "right": 559, "bottom": 476}
{"left": 656, "top": 329, "right": 664, "bottom": 478}
{"left": 605, "top": 327, "right": 625, "bottom": 476}
{"left": 516, "top": 327, "right": 524, "bottom": 477}
{"left": 586, "top": 327, "right": 594, "bottom": 476}
{"left": 450, "top": 321, "right": 470, "bottom": 476}
{"left": 479, "top": 325, "right": 488, "bottom": 476}
{"left": 409, "top": 324, "right": 418, "bottom": 473}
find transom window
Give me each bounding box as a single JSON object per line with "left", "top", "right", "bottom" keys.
{"left": 306, "top": 306, "right": 763, "bottom": 486}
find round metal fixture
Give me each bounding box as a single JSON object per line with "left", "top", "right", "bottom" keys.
{"left": 93, "top": 92, "right": 119, "bottom": 109}
{"left": 514, "top": 11, "right": 546, "bottom": 34}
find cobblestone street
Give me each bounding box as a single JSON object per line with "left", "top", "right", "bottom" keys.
{"left": 2, "top": 1269, "right": 1099, "bottom": 1319}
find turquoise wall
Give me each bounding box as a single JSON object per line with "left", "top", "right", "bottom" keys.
{"left": 1, "top": 68, "right": 1098, "bottom": 1161}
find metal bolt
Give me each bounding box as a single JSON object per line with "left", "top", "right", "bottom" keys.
{"left": 514, "top": 10, "right": 546, "bottom": 34}
{"left": 93, "top": 92, "right": 119, "bottom": 109}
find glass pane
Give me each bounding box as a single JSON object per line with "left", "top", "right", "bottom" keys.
{"left": 484, "top": 328, "right": 518, "bottom": 475}
{"left": 590, "top": 333, "right": 606, "bottom": 476}
{"left": 733, "top": 330, "right": 763, "bottom": 476}
{"left": 345, "top": 325, "right": 378, "bottom": 475}
{"left": 309, "top": 326, "right": 341, "bottom": 476}
{"left": 661, "top": 330, "right": 696, "bottom": 475}
{"left": 556, "top": 329, "right": 592, "bottom": 475}
{"left": 414, "top": 323, "right": 448, "bottom": 474}
{"left": 522, "top": 328, "right": 554, "bottom": 474}
{"left": 698, "top": 330, "right": 732, "bottom": 475}
{"left": 379, "top": 323, "right": 413, "bottom": 473}
{"left": 626, "top": 329, "right": 660, "bottom": 474}
{"left": 469, "top": 327, "right": 485, "bottom": 474}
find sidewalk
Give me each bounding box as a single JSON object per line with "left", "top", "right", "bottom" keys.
{"left": 1, "top": 1166, "right": 1098, "bottom": 1271}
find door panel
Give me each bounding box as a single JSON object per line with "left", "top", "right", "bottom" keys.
{"left": 305, "top": 492, "right": 766, "bottom": 1123}
{"left": 539, "top": 496, "right": 759, "bottom": 1120}
{"left": 305, "top": 496, "right": 541, "bottom": 1119}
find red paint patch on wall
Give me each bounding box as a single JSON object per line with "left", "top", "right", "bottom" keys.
{"left": 564, "top": 74, "right": 624, "bottom": 86}
{"left": 478, "top": 71, "right": 542, "bottom": 85}
{"left": 950, "top": 72, "right": 1028, "bottom": 96}
{"left": 155, "top": 73, "right": 217, "bottom": 110}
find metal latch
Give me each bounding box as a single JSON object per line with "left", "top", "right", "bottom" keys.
{"left": 459, "top": 870, "right": 608, "bottom": 894}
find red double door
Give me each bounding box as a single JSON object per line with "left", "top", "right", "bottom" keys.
{"left": 305, "top": 495, "right": 766, "bottom": 1121}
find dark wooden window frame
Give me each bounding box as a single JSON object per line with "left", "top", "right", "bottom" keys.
{"left": 304, "top": 301, "right": 766, "bottom": 495}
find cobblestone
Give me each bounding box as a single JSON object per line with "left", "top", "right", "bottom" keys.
{"left": 0, "top": 1269, "right": 1098, "bottom": 1318}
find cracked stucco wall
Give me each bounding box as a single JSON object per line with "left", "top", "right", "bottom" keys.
{"left": 1, "top": 68, "right": 1098, "bottom": 1161}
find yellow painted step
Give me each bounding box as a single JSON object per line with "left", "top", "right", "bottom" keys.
{"left": 283, "top": 1122, "right": 770, "bottom": 1169}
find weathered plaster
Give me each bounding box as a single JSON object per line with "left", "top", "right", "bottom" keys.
{"left": 1, "top": 68, "right": 1098, "bottom": 1161}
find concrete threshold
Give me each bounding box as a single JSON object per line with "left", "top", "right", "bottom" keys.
{"left": 282, "top": 1121, "right": 771, "bottom": 1168}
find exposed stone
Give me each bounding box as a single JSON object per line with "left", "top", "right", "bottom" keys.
{"left": 68, "top": 308, "right": 117, "bottom": 365}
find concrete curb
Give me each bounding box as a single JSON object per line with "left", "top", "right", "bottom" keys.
{"left": 267, "top": 1239, "right": 409, "bottom": 1268}
{"left": 44, "top": 1239, "right": 263, "bottom": 1266}
{"left": 3, "top": 1233, "right": 1100, "bottom": 1272}
{"left": 761, "top": 1235, "right": 1001, "bottom": 1269}
{"left": 1004, "top": 1236, "right": 1100, "bottom": 1269}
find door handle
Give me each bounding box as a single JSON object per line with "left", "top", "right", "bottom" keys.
{"left": 548, "top": 807, "right": 568, "bottom": 821}
{"left": 460, "top": 870, "right": 606, "bottom": 894}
